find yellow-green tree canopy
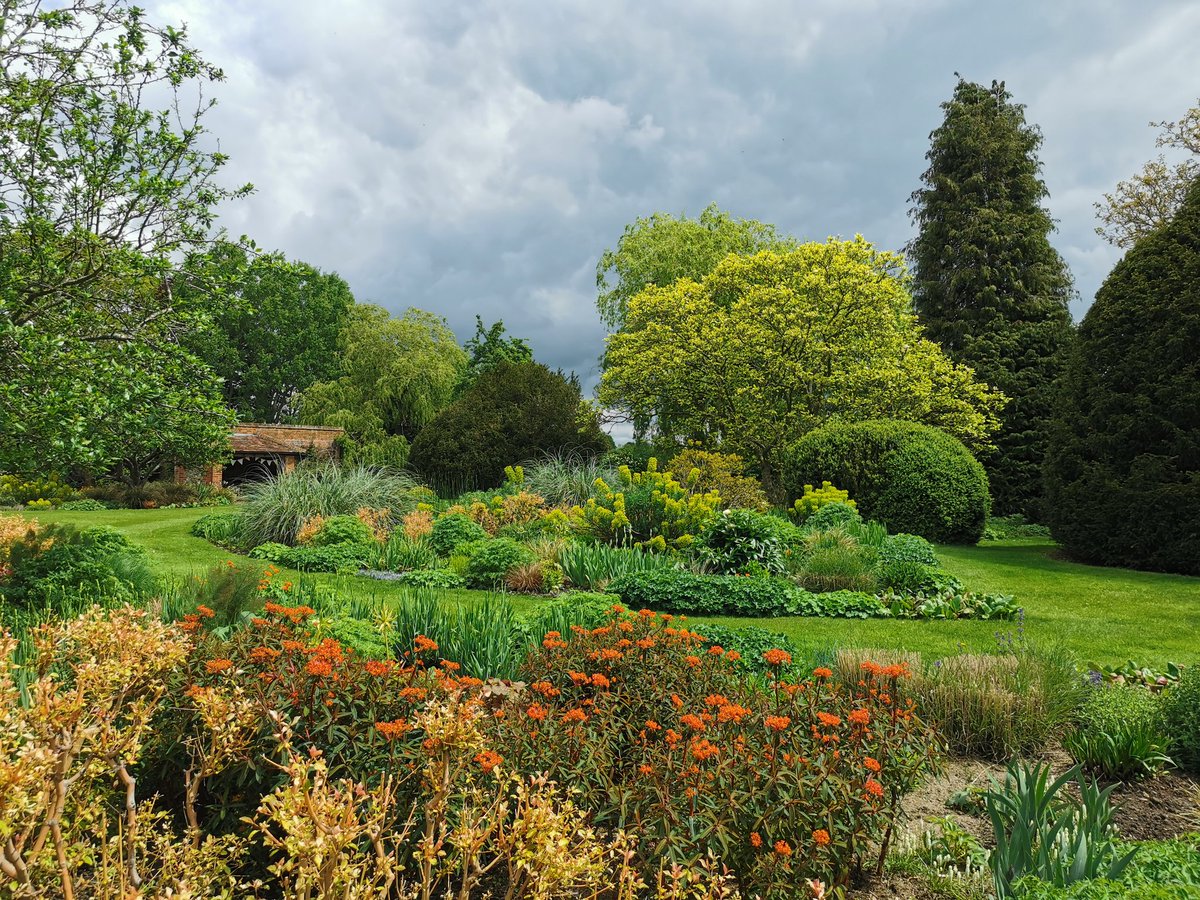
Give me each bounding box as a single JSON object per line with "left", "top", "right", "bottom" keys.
{"left": 599, "top": 239, "right": 1004, "bottom": 499}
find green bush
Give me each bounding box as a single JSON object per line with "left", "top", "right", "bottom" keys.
{"left": 57, "top": 499, "right": 110, "bottom": 511}
{"left": 464, "top": 538, "right": 535, "bottom": 589}
{"left": 785, "top": 419, "right": 991, "bottom": 543}
{"left": 879, "top": 532, "right": 938, "bottom": 567}
{"left": 793, "top": 527, "right": 878, "bottom": 593}
{"left": 429, "top": 513, "right": 488, "bottom": 556}
{"left": 191, "top": 512, "right": 245, "bottom": 547}
{"left": 877, "top": 560, "right": 940, "bottom": 595}
{"left": 0, "top": 524, "right": 157, "bottom": 611}
{"left": 165, "top": 562, "right": 265, "bottom": 629}
{"left": 0, "top": 473, "right": 78, "bottom": 506}
{"left": 608, "top": 569, "right": 820, "bottom": 617}
{"left": 518, "top": 591, "right": 622, "bottom": 649}
{"left": 322, "top": 617, "right": 391, "bottom": 660}
{"left": 802, "top": 501, "right": 862, "bottom": 532}
{"left": 312, "top": 514, "right": 375, "bottom": 547}
{"left": 280, "top": 543, "right": 374, "bottom": 574}
{"left": 1162, "top": 666, "right": 1200, "bottom": 774}
{"left": 248, "top": 542, "right": 292, "bottom": 565}
{"left": 693, "top": 508, "right": 788, "bottom": 575}
{"left": 238, "top": 463, "right": 420, "bottom": 546}
{"left": 1015, "top": 835, "right": 1200, "bottom": 898}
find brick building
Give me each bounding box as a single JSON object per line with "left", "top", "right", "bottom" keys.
{"left": 178, "top": 423, "right": 345, "bottom": 488}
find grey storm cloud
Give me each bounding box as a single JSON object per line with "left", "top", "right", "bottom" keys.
{"left": 156, "top": 0, "right": 1199, "bottom": 398}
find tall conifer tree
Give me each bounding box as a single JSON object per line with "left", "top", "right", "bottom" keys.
{"left": 908, "top": 78, "right": 1074, "bottom": 516}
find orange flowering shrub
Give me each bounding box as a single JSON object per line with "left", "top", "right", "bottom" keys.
{"left": 487, "top": 609, "right": 937, "bottom": 895}
{"left": 402, "top": 506, "right": 434, "bottom": 540}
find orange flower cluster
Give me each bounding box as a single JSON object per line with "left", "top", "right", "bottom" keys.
{"left": 474, "top": 749, "right": 502, "bottom": 773}
{"left": 812, "top": 829, "right": 831, "bottom": 846}
{"left": 413, "top": 635, "right": 439, "bottom": 653}
{"left": 375, "top": 719, "right": 408, "bottom": 741}
{"left": 763, "top": 648, "right": 792, "bottom": 667}
{"left": 205, "top": 658, "right": 233, "bottom": 674}
{"left": 764, "top": 715, "right": 791, "bottom": 732}
{"left": 263, "top": 601, "right": 316, "bottom": 623}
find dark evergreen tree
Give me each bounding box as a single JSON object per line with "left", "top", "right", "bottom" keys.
{"left": 1044, "top": 177, "right": 1200, "bottom": 575}
{"left": 908, "top": 78, "right": 1075, "bottom": 517}
{"left": 409, "top": 361, "right": 610, "bottom": 493}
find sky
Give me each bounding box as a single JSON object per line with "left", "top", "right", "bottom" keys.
{"left": 156, "top": 0, "right": 1198, "bottom": 400}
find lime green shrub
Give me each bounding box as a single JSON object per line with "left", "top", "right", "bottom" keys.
{"left": 790, "top": 480, "right": 854, "bottom": 522}
{"left": 571, "top": 459, "right": 721, "bottom": 551}
{"left": 785, "top": 419, "right": 991, "bottom": 544}
{"left": 0, "top": 473, "right": 78, "bottom": 506}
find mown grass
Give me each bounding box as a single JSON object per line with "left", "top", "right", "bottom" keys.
{"left": 22, "top": 507, "right": 1200, "bottom": 666}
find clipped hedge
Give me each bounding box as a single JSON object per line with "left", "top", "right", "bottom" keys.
{"left": 609, "top": 570, "right": 816, "bottom": 617}
{"left": 784, "top": 420, "right": 990, "bottom": 544}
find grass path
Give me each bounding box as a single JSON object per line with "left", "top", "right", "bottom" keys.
{"left": 25, "top": 507, "right": 1200, "bottom": 666}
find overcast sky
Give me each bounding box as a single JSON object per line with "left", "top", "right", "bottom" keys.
{"left": 157, "top": 0, "right": 1198, "bottom": 396}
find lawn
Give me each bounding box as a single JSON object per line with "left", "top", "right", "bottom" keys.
{"left": 24, "top": 507, "right": 1200, "bottom": 667}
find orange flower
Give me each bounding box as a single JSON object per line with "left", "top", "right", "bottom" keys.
{"left": 561, "top": 708, "right": 588, "bottom": 725}
{"left": 883, "top": 663, "right": 910, "bottom": 679}
{"left": 364, "top": 660, "right": 393, "bottom": 677}
{"left": 644, "top": 719, "right": 661, "bottom": 731}
{"left": 813, "top": 667, "right": 833, "bottom": 678}
{"left": 864, "top": 778, "right": 884, "bottom": 799}
{"left": 664, "top": 729, "right": 682, "bottom": 747}
{"left": 684, "top": 655, "right": 702, "bottom": 668}
{"left": 708, "top": 645, "right": 725, "bottom": 656}
{"left": 637, "top": 608, "right": 656, "bottom": 618}
{"left": 440, "top": 660, "right": 461, "bottom": 672}
{"left": 599, "top": 648, "right": 622, "bottom": 661}
{"left": 474, "top": 750, "right": 502, "bottom": 773}
{"left": 205, "top": 658, "right": 233, "bottom": 674}
{"left": 532, "top": 680, "right": 561, "bottom": 698}
{"left": 526, "top": 703, "right": 549, "bottom": 721}
{"left": 718, "top": 704, "right": 751, "bottom": 724}
{"left": 249, "top": 646, "right": 281, "bottom": 664}
{"left": 569, "top": 670, "right": 590, "bottom": 685}
{"left": 281, "top": 640, "right": 306, "bottom": 653}
{"left": 750, "top": 832, "right": 763, "bottom": 848}
{"left": 774, "top": 840, "right": 792, "bottom": 856}
{"left": 413, "top": 635, "right": 439, "bottom": 653}
{"left": 638, "top": 763, "right": 654, "bottom": 776}
{"left": 375, "top": 719, "right": 408, "bottom": 740}
{"left": 763, "top": 649, "right": 792, "bottom": 667}
{"left": 196, "top": 605, "right": 215, "bottom": 619}
{"left": 812, "top": 829, "right": 830, "bottom": 846}
{"left": 591, "top": 673, "right": 611, "bottom": 689}
{"left": 816, "top": 712, "right": 842, "bottom": 728}
{"left": 860, "top": 661, "right": 883, "bottom": 677}
{"left": 848, "top": 708, "right": 870, "bottom": 726}
{"left": 399, "top": 687, "right": 428, "bottom": 702}
{"left": 305, "top": 658, "right": 333, "bottom": 677}
{"left": 680, "top": 713, "right": 706, "bottom": 731}
{"left": 764, "top": 715, "right": 791, "bottom": 732}
{"left": 691, "top": 739, "right": 719, "bottom": 761}
{"left": 635, "top": 638, "right": 656, "bottom": 650}
{"left": 863, "top": 756, "right": 881, "bottom": 772}
{"left": 670, "top": 694, "right": 684, "bottom": 709}
{"left": 704, "top": 694, "right": 729, "bottom": 708}
{"left": 725, "top": 650, "right": 741, "bottom": 662}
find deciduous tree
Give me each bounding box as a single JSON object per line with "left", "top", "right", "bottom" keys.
{"left": 599, "top": 240, "right": 1003, "bottom": 502}
{"left": 0, "top": 0, "right": 250, "bottom": 473}
{"left": 1096, "top": 100, "right": 1200, "bottom": 248}
{"left": 185, "top": 244, "right": 355, "bottom": 422}
{"left": 908, "top": 78, "right": 1074, "bottom": 516}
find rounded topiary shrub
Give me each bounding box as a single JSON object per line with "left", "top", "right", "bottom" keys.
{"left": 784, "top": 420, "right": 990, "bottom": 544}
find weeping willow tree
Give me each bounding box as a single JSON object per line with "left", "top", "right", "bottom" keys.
{"left": 298, "top": 304, "right": 467, "bottom": 468}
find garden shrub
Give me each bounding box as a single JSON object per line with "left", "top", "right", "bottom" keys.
{"left": 694, "top": 508, "right": 788, "bottom": 575}
{"left": 878, "top": 532, "right": 938, "bottom": 567}
{"left": 375, "top": 534, "right": 437, "bottom": 572}
{"left": 608, "top": 569, "right": 820, "bottom": 617}
{"left": 463, "top": 537, "right": 535, "bottom": 589}
{"left": 984, "top": 514, "right": 1052, "bottom": 541}
{"left": 802, "top": 500, "right": 863, "bottom": 532}
{"left": 0, "top": 524, "right": 157, "bottom": 612}
{"left": 279, "top": 542, "right": 374, "bottom": 573}
{"left": 57, "top": 499, "right": 110, "bottom": 511}
{"left": 311, "top": 514, "right": 375, "bottom": 547}
{"left": 785, "top": 419, "right": 991, "bottom": 543}
{"left": 572, "top": 458, "right": 721, "bottom": 550}
{"left": 1161, "top": 666, "right": 1200, "bottom": 774}
{"left": 793, "top": 527, "right": 878, "bottom": 593}
{"left": 190, "top": 512, "right": 244, "bottom": 546}
{"left": 322, "top": 616, "right": 392, "bottom": 660}
{"left": 815, "top": 590, "right": 889, "bottom": 619}
{"left": 0, "top": 472, "right": 78, "bottom": 506}
{"left": 1066, "top": 681, "right": 1172, "bottom": 782}
{"left": 665, "top": 447, "right": 769, "bottom": 511}
{"left": 164, "top": 561, "right": 265, "bottom": 628}
{"left": 876, "top": 560, "right": 940, "bottom": 595}
{"left": 429, "top": 513, "right": 488, "bottom": 556}
{"left": 689, "top": 622, "right": 804, "bottom": 678}
{"left": 790, "top": 480, "right": 854, "bottom": 522}
{"left": 247, "top": 542, "right": 291, "bottom": 565}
